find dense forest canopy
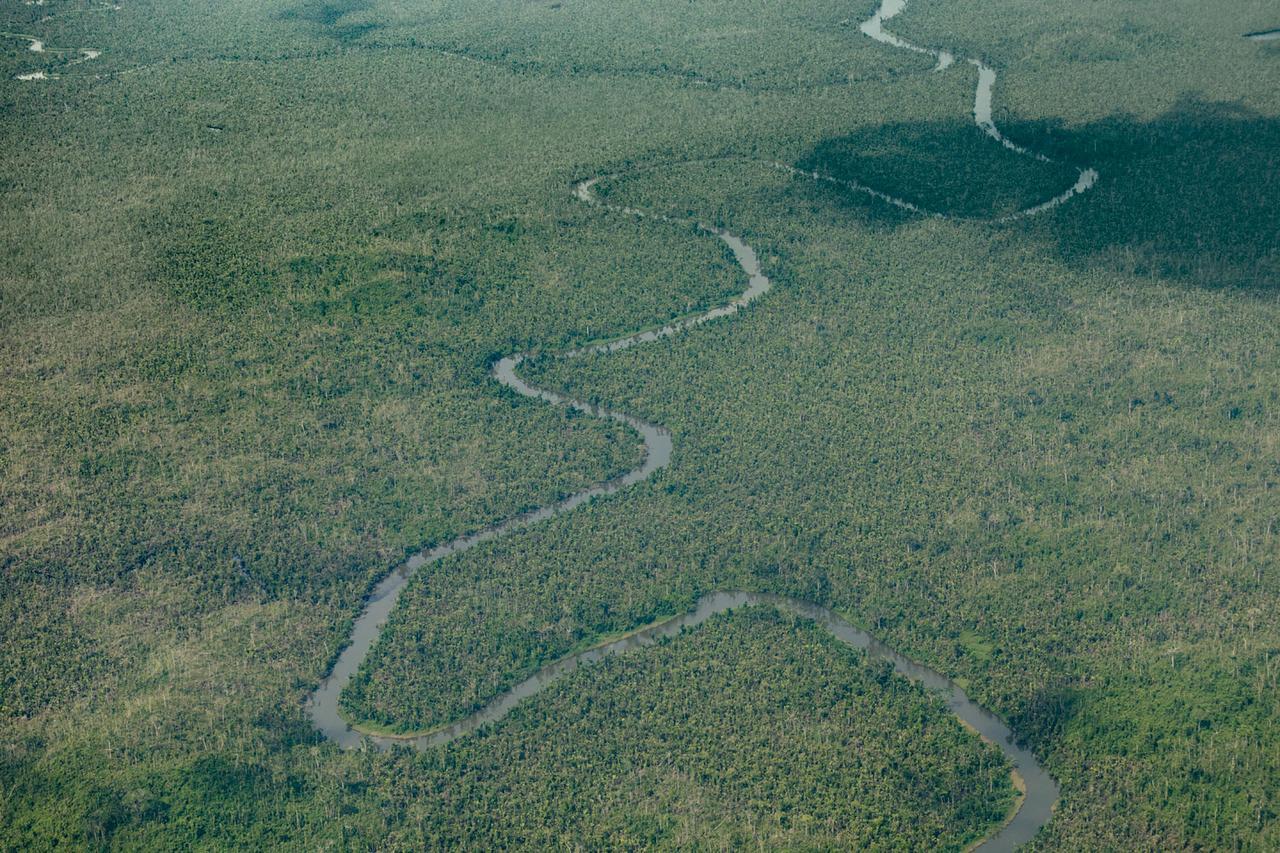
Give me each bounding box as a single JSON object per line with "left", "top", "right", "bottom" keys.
{"left": 1, "top": 0, "right": 1277, "bottom": 848}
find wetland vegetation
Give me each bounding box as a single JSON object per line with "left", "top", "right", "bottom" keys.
{"left": 2, "top": 0, "right": 1278, "bottom": 849}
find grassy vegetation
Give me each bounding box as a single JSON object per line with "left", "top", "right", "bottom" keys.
{"left": 3, "top": 0, "right": 1279, "bottom": 848}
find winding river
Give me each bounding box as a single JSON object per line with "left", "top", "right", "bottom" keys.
{"left": 307, "top": 0, "right": 1099, "bottom": 848}
{"left": 5, "top": 0, "right": 119, "bottom": 80}
{"left": 4, "top": 29, "right": 102, "bottom": 80}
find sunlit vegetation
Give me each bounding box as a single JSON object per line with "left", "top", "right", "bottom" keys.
{"left": 2, "top": 0, "right": 1278, "bottom": 848}
{"left": 377, "top": 607, "right": 1017, "bottom": 851}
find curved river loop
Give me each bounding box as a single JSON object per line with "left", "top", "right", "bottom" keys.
{"left": 4, "top": 27, "right": 104, "bottom": 81}
{"left": 307, "top": 0, "right": 1100, "bottom": 848}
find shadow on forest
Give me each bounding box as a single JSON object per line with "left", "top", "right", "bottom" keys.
{"left": 155, "top": 98, "right": 1280, "bottom": 311}
{"left": 797, "top": 97, "right": 1279, "bottom": 293}
{"left": 1010, "top": 682, "right": 1083, "bottom": 749}
{"left": 277, "top": 0, "right": 381, "bottom": 43}
{"left": 1023, "top": 96, "right": 1279, "bottom": 294}
{"left": 797, "top": 117, "right": 1079, "bottom": 223}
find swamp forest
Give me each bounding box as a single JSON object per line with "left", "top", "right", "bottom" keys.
{"left": 1, "top": 0, "right": 1278, "bottom": 849}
